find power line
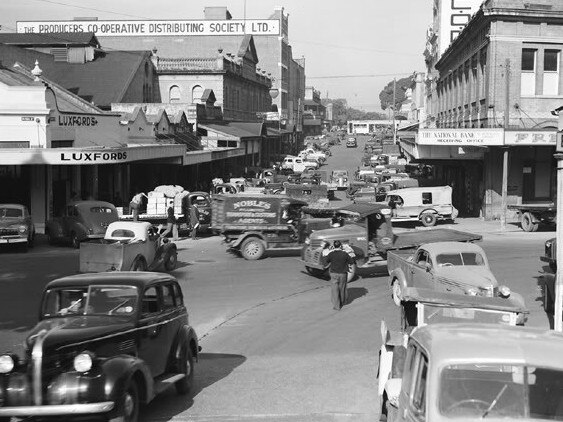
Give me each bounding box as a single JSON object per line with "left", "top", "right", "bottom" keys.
{"left": 307, "top": 73, "right": 414, "bottom": 79}
{"left": 290, "top": 39, "right": 421, "bottom": 57}
{"left": 23, "top": 0, "right": 150, "bottom": 19}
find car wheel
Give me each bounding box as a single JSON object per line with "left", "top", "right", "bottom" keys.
{"left": 70, "top": 232, "right": 80, "bottom": 249}
{"left": 240, "top": 238, "right": 265, "bottom": 260}
{"left": 420, "top": 213, "right": 437, "bottom": 227}
{"left": 521, "top": 212, "right": 539, "bottom": 232}
{"left": 175, "top": 342, "right": 195, "bottom": 395}
{"left": 164, "top": 250, "right": 178, "bottom": 272}
{"left": 131, "top": 258, "right": 147, "bottom": 271}
{"left": 391, "top": 281, "right": 402, "bottom": 306}
{"left": 111, "top": 381, "right": 139, "bottom": 422}
{"left": 549, "top": 261, "right": 557, "bottom": 273}
{"left": 305, "top": 266, "right": 327, "bottom": 278}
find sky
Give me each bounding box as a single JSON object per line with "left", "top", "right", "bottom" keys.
{"left": 1, "top": 0, "right": 432, "bottom": 112}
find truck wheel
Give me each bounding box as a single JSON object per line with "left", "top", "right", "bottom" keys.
{"left": 550, "top": 261, "right": 557, "bottom": 273}
{"left": 70, "top": 232, "right": 80, "bottom": 249}
{"left": 110, "top": 381, "right": 139, "bottom": 422}
{"left": 175, "top": 341, "right": 195, "bottom": 395}
{"left": 131, "top": 258, "right": 147, "bottom": 271}
{"left": 420, "top": 213, "right": 437, "bottom": 227}
{"left": 240, "top": 238, "right": 265, "bottom": 260}
{"left": 544, "top": 283, "right": 554, "bottom": 315}
{"left": 521, "top": 212, "right": 539, "bottom": 232}
{"left": 391, "top": 281, "right": 402, "bottom": 306}
{"left": 306, "top": 266, "right": 327, "bottom": 278}
{"left": 164, "top": 251, "right": 178, "bottom": 271}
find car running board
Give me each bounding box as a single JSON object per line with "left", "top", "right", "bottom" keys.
{"left": 154, "top": 373, "right": 185, "bottom": 395}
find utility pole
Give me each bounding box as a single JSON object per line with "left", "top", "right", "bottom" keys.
{"left": 500, "top": 59, "right": 510, "bottom": 231}
{"left": 554, "top": 107, "right": 563, "bottom": 331}
{"left": 393, "top": 78, "right": 397, "bottom": 144}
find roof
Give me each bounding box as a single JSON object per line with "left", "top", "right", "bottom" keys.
{"left": 0, "top": 32, "right": 100, "bottom": 47}
{"left": 419, "top": 241, "right": 485, "bottom": 255}
{"left": 0, "top": 64, "right": 42, "bottom": 87}
{"left": 0, "top": 43, "right": 149, "bottom": 107}
{"left": 412, "top": 324, "right": 563, "bottom": 369}
{"left": 45, "top": 272, "right": 177, "bottom": 290}
{"left": 70, "top": 200, "right": 116, "bottom": 209}
{"left": 200, "top": 122, "right": 263, "bottom": 139}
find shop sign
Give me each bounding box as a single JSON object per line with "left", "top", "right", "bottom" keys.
{"left": 505, "top": 131, "right": 556, "bottom": 146}
{"left": 57, "top": 115, "right": 99, "bottom": 127}
{"left": 59, "top": 151, "right": 127, "bottom": 163}
{"left": 16, "top": 20, "right": 280, "bottom": 37}
{"left": 418, "top": 129, "right": 504, "bottom": 146}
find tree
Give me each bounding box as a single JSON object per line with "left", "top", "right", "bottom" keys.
{"left": 379, "top": 76, "right": 413, "bottom": 111}
{"left": 322, "top": 97, "right": 386, "bottom": 124}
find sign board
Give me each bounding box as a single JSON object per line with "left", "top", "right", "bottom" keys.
{"left": 418, "top": 129, "right": 503, "bottom": 146}
{"left": 438, "top": 0, "right": 483, "bottom": 55}
{"left": 505, "top": 131, "right": 556, "bottom": 146}
{"left": 16, "top": 19, "right": 280, "bottom": 37}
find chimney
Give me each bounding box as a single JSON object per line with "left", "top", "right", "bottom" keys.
{"left": 204, "top": 7, "right": 232, "bottom": 20}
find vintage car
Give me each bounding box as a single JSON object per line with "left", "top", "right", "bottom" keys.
{"left": 541, "top": 237, "right": 557, "bottom": 272}
{"left": 0, "top": 272, "right": 199, "bottom": 422}
{"left": 0, "top": 203, "right": 35, "bottom": 251}
{"left": 383, "top": 186, "right": 458, "bottom": 227}
{"left": 346, "top": 137, "right": 358, "bottom": 148}
{"left": 45, "top": 201, "right": 119, "bottom": 248}
{"left": 79, "top": 221, "right": 178, "bottom": 273}
{"left": 379, "top": 323, "right": 563, "bottom": 422}
{"left": 330, "top": 169, "right": 349, "bottom": 190}
{"left": 387, "top": 242, "right": 521, "bottom": 307}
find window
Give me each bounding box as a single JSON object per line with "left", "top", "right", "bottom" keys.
{"left": 169, "top": 85, "right": 181, "bottom": 103}
{"left": 162, "top": 284, "right": 175, "bottom": 309}
{"left": 521, "top": 49, "right": 537, "bottom": 96}
{"left": 173, "top": 284, "right": 183, "bottom": 305}
{"left": 142, "top": 286, "right": 160, "bottom": 316}
{"left": 543, "top": 50, "right": 560, "bottom": 95}
{"left": 412, "top": 353, "right": 428, "bottom": 412}
{"left": 422, "top": 192, "right": 433, "bottom": 204}
{"left": 192, "top": 85, "right": 203, "bottom": 103}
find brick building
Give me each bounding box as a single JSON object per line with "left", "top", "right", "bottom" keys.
{"left": 302, "top": 86, "right": 325, "bottom": 137}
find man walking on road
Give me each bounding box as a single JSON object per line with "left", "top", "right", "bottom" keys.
{"left": 323, "top": 240, "right": 354, "bottom": 310}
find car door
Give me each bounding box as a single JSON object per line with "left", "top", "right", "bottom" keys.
{"left": 409, "top": 249, "right": 434, "bottom": 290}
{"left": 160, "top": 282, "right": 185, "bottom": 354}
{"left": 137, "top": 285, "right": 169, "bottom": 377}
{"left": 399, "top": 348, "right": 428, "bottom": 422}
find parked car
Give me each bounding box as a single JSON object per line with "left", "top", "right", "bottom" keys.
{"left": 379, "top": 324, "right": 563, "bottom": 422}
{"left": 281, "top": 156, "right": 307, "bottom": 173}
{"left": 0, "top": 272, "right": 199, "bottom": 422}
{"left": 45, "top": 200, "right": 119, "bottom": 248}
{"left": 346, "top": 137, "right": 357, "bottom": 148}
{"left": 507, "top": 202, "right": 556, "bottom": 232}
{"left": 383, "top": 186, "right": 458, "bottom": 227}
{"left": 387, "top": 241, "right": 521, "bottom": 307}
{"left": 330, "top": 169, "right": 349, "bottom": 190}
{"left": 541, "top": 237, "right": 557, "bottom": 272}
{"left": 0, "top": 203, "right": 35, "bottom": 251}
{"left": 79, "top": 221, "right": 178, "bottom": 272}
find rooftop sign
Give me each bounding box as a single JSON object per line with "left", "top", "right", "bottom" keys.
{"left": 16, "top": 19, "right": 280, "bottom": 37}
{"left": 418, "top": 129, "right": 504, "bottom": 146}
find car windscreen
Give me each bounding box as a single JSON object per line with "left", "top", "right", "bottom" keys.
{"left": 440, "top": 364, "right": 563, "bottom": 419}
{"left": 0, "top": 207, "right": 23, "bottom": 218}
{"left": 421, "top": 304, "right": 514, "bottom": 325}
{"left": 435, "top": 252, "right": 485, "bottom": 266}
{"left": 90, "top": 206, "right": 115, "bottom": 214}
{"left": 42, "top": 285, "right": 138, "bottom": 317}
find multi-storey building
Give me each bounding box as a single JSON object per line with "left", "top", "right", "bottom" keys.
{"left": 302, "top": 86, "right": 325, "bottom": 137}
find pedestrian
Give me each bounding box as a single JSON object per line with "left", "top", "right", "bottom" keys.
{"left": 322, "top": 240, "right": 354, "bottom": 310}
{"left": 189, "top": 205, "right": 200, "bottom": 240}
{"left": 129, "top": 190, "right": 146, "bottom": 222}
{"left": 160, "top": 206, "right": 178, "bottom": 240}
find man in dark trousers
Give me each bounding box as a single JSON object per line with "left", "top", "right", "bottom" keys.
{"left": 323, "top": 240, "right": 354, "bottom": 310}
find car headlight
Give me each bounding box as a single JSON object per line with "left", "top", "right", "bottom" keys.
{"left": 498, "top": 285, "right": 511, "bottom": 298}
{"left": 304, "top": 237, "right": 310, "bottom": 245}
{"left": 380, "top": 208, "right": 392, "bottom": 216}
{"left": 0, "top": 355, "right": 15, "bottom": 374}
{"left": 466, "top": 287, "right": 479, "bottom": 296}
{"left": 73, "top": 352, "right": 94, "bottom": 373}
{"left": 9, "top": 225, "right": 27, "bottom": 234}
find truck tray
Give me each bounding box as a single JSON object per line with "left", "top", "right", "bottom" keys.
{"left": 392, "top": 228, "right": 481, "bottom": 250}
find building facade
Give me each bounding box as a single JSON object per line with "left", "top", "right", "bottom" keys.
{"left": 302, "top": 86, "right": 325, "bottom": 137}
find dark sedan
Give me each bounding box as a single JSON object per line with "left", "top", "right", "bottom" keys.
{"left": 0, "top": 272, "right": 199, "bottom": 422}
{"left": 0, "top": 203, "right": 35, "bottom": 251}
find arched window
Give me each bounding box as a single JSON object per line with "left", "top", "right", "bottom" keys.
{"left": 169, "top": 85, "right": 181, "bottom": 103}
{"left": 192, "top": 85, "right": 204, "bottom": 103}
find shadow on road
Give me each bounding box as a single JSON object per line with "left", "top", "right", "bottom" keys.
{"left": 141, "top": 352, "right": 246, "bottom": 421}
{"left": 346, "top": 287, "right": 368, "bottom": 305}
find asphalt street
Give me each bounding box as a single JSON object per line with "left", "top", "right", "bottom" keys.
{"left": 0, "top": 135, "right": 555, "bottom": 421}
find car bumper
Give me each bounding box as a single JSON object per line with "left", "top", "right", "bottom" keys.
{"left": 0, "top": 401, "right": 114, "bottom": 417}
{"left": 0, "top": 237, "right": 27, "bottom": 244}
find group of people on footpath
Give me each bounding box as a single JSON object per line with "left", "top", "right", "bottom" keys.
{"left": 129, "top": 190, "right": 200, "bottom": 241}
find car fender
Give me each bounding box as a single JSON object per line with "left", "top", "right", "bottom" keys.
{"left": 151, "top": 242, "right": 177, "bottom": 271}
{"left": 45, "top": 219, "right": 64, "bottom": 238}
{"left": 169, "top": 325, "right": 200, "bottom": 367}
{"left": 508, "top": 291, "right": 526, "bottom": 309}
{"left": 389, "top": 268, "right": 407, "bottom": 292}
{"left": 418, "top": 208, "right": 438, "bottom": 218}
{"left": 101, "top": 355, "right": 154, "bottom": 404}
{"left": 231, "top": 232, "right": 266, "bottom": 249}
{"left": 69, "top": 221, "right": 90, "bottom": 240}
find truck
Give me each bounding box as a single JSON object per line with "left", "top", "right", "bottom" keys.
{"left": 507, "top": 202, "right": 556, "bottom": 232}
{"left": 386, "top": 242, "right": 523, "bottom": 308}
{"left": 211, "top": 194, "right": 334, "bottom": 260}
{"left": 301, "top": 203, "right": 481, "bottom": 280}
{"left": 79, "top": 221, "right": 178, "bottom": 272}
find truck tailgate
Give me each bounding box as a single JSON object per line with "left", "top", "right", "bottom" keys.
{"left": 80, "top": 241, "right": 125, "bottom": 272}
{"left": 392, "top": 228, "right": 481, "bottom": 250}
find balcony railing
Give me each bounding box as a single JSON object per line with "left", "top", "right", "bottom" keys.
{"left": 157, "top": 58, "right": 218, "bottom": 72}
